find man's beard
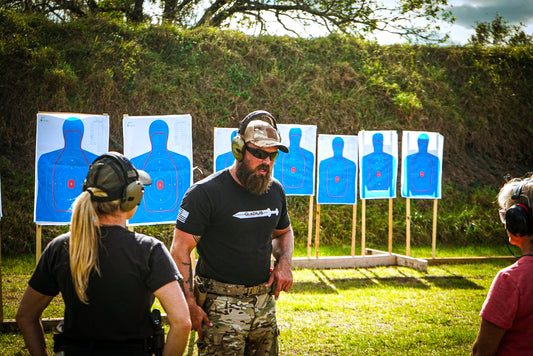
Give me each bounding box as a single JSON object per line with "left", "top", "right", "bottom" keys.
{"left": 236, "top": 160, "right": 273, "bottom": 195}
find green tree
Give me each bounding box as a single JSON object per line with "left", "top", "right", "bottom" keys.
{"left": 469, "top": 14, "right": 533, "bottom": 47}
{"left": 0, "top": 0, "right": 147, "bottom": 22}
{"left": 1, "top": 0, "right": 455, "bottom": 42}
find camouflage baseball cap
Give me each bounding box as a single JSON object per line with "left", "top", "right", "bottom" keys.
{"left": 242, "top": 120, "right": 289, "bottom": 153}
{"left": 83, "top": 152, "right": 151, "bottom": 202}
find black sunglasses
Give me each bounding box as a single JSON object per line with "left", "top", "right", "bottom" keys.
{"left": 245, "top": 145, "right": 279, "bottom": 161}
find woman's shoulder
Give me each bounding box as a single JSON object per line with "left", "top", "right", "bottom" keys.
{"left": 496, "top": 257, "right": 533, "bottom": 283}
{"left": 133, "top": 231, "right": 164, "bottom": 247}
{"left": 46, "top": 232, "right": 71, "bottom": 250}
{"left": 100, "top": 225, "right": 161, "bottom": 248}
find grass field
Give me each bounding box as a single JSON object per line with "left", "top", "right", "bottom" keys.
{"left": 1, "top": 246, "right": 515, "bottom": 355}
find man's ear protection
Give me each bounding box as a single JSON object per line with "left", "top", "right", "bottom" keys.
{"left": 505, "top": 182, "right": 533, "bottom": 237}
{"left": 231, "top": 111, "right": 278, "bottom": 162}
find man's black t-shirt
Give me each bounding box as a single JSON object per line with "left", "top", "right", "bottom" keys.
{"left": 29, "top": 225, "right": 180, "bottom": 341}
{"left": 175, "top": 169, "right": 290, "bottom": 286}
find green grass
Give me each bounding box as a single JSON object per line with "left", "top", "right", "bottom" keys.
{"left": 277, "top": 264, "right": 495, "bottom": 355}
{"left": 1, "top": 250, "right": 511, "bottom": 355}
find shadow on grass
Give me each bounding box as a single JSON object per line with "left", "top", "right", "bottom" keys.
{"left": 290, "top": 270, "right": 484, "bottom": 294}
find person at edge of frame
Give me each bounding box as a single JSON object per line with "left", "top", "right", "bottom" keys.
{"left": 171, "top": 110, "right": 295, "bottom": 356}
{"left": 472, "top": 175, "right": 533, "bottom": 356}
{"left": 16, "top": 152, "right": 191, "bottom": 356}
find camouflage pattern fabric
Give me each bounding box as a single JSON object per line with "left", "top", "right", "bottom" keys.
{"left": 197, "top": 293, "right": 279, "bottom": 356}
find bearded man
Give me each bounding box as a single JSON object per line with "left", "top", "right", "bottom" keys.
{"left": 171, "top": 110, "right": 294, "bottom": 356}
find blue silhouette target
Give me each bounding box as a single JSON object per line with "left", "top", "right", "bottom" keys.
{"left": 317, "top": 135, "right": 358, "bottom": 205}
{"left": 273, "top": 125, "right": 317, "bottom": 196}
{"left": 401, "top": 131, "right": 444, "bottom": 199}
{"left": 359, "top": 131, "right": 398, "bottom": 199}
{"left": 34, "top": 113, "right": 109, "bottom": 224}
{"left": 124, "top": 115, "right": 192, "bottom": 225}
{"left": 213, "top": 128, "right": 237, "bottom": 172}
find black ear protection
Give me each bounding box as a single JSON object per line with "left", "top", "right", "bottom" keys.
{"left": 231, "top": 110, "right": 279, "bottom": 162}
{"left": 84, "top": 152, "right": 145, "bottom": 212}
{"left": 505, "top": 181, "right": 533, "bottom": 237}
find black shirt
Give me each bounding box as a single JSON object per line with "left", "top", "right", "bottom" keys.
{"left": 29, "top": 225, "right": 180, "bottom": 341}
{"left": 175, "top": 169, "right": 290, "bottom": 286}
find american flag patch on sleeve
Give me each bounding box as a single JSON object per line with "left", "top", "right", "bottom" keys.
{"left": 177, "top": 208, "right": 189, "bottom": 224}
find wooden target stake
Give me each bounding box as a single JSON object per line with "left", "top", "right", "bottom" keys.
{"left": 351, "top": 203, "right": 357, "bottom": 257}
{"left": 314, "top": 204, "right": 321, "bottom": 258}
{"left": 388, "top": 198, "right": 393, "bottom": 254}
{"left": 406, "top": 198, "right": 411, "bottom": 257}
{"left": 361, "top": 199, "right": 366, "bottom": 256}
{"left": 307, "top": 196, "right": 314, "bottom": 258}
{"left": 36, "top": 225, "right": 42, "bottom": 264}
{"left": 432, "top": 199, "right": 438, "bottom": 259}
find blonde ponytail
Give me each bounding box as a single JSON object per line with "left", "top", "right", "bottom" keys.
{"left": 69, "top": 188, "right": 120, "bottom": 304}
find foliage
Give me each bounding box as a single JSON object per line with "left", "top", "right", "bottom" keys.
{"left": 469, "top": 14, "right": 533, "bottom": 47}
{"left": 0, "top": 13, "right": 532, "bottom": 254}
{"left": 0, "top": 0, "right": 454, "bottom": 42}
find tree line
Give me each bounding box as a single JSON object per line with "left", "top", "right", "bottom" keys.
{"left": 2, "top": 0, "right": 455, "bottom": 42}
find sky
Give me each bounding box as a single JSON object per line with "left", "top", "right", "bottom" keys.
{"left": 427, "top": 0, "right": 533, "bottom": 45}
{"left": 148, "top": 0, "right": 533, "bottom": 45}
{"left": 237, "top": 0, "right": 533, "bottom": 45}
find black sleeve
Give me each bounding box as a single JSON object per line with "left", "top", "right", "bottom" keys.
{"left": 276, "top": 183, "right": 291, "bottom": 230}
{"left": 146, "top": 239, "right": 182, "bottom": 293}
{"left": 28, "top": 236, "right": 65, "bottom": 296}
{"left": 175, "top": 184, "right": 210, "bottom": 236}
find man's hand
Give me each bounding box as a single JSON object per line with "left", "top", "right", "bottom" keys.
{"left": 188, "top": 300, "right": 212, "bottom": 340}
{"left": 265, "top": 259, "right": 293, "bottom": 300}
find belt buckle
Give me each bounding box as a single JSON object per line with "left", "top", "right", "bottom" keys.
{"left": 245, "top": 285, "right": 260, "bottom": 296}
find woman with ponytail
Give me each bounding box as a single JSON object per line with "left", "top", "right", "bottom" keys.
{"left": 16, "top": 152, "right": 191, "bottom": 356}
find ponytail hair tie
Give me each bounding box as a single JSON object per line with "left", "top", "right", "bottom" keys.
{"left": 86, "top": 188, "right": 95, "bottom": 200}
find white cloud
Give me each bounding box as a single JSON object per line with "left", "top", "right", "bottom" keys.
{"left": 442, "top": 0, "right": 533, "bottom": 44}
{"left": 451, "top": 0, "right": 533, "bottom": 26}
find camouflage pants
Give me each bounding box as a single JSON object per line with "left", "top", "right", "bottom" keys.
{"left": 197, "top": 293, "right": 279, "bottom": 356}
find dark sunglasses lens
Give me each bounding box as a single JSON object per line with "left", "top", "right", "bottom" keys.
{"left": 247, "top": 146, "right": 278, "bottom": 160}
{"left": 253, "top": 148, "right": 268, "bottom": 159}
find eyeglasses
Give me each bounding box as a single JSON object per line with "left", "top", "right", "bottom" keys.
{"left": 245, "top": 146, "right": 279, "bottom": 161}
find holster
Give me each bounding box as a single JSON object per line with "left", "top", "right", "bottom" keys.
{"left": 53, "top": 332, "right": 64, "bottom": 353}
{"left": 149, "top": 309, "right": 165, "bottom": 356}
{"left": 194, "top": 275, "right": 207, "bottom": 308}
{"left": 53, "top": 320, "right": 65, "bottom": 353}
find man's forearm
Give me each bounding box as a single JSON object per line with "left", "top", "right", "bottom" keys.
{"left": 170, "top": 229, "right": 198, "bottom": 303}
{"left": 272, "top": 228, "right": 294, "bottom": 265}
{"left": 176, "top": 254, "right": 195, "bottom": 301}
